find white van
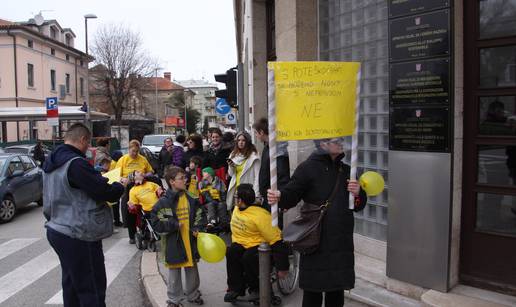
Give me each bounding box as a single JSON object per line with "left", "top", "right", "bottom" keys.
{"left": 141, "top": 134, "right": 173, "bottom": 155}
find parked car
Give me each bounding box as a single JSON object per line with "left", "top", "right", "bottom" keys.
{"left": 0, "top": 153, "right": 43, "bottom": 223}
{"left": 4, "top": 144, "right": 51, "bottom": 160}
{"left": 141, "top": 134, "right": 174, "bottom": 155}
{"left": 119, "top": 147, "right": 160, "bottom": 174}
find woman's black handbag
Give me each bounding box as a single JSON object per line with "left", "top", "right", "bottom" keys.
{"left": 282, "top": 172, "right": 342, "bottom": 254}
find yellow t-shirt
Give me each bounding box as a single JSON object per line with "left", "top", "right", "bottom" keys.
{"left": 116, "top": 154, "right": 153, "bottom": 178}
{"left": 231, "top": 205, "right": 282, "bottom": 249}
{"left": 235, "top": 159, "right": 246, "bottom": 187}
{"left": 109, "top": 160, "right": 117, "bottom": 171}
{"left": 128, "top": 181, "right": 160, "bottom": 212}
{"left": 167, "top": 194, "right": 194, "bottom": 268}
{"left": 187, "top": 174, "right": 199, "bottom": 198}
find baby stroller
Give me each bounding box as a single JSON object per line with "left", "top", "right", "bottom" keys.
{"left": 134, "top": 206, "right": 160, "bottom": 252}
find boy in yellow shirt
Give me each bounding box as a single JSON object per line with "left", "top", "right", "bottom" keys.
{"left": 198, "top": 167, "right": 227, "bottom": 230}
{"left": 150, "top": 166, "right": 205, "bottom": 307}
{"left": 224, "top": 184, "right": 289, "bottom": 303}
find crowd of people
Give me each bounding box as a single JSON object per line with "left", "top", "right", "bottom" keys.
{"left": 42, "top": 119, "right": 367, "bottom": 307}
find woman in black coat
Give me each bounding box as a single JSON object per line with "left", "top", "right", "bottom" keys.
{"left": 268, "top": 138, "right": 367, "bottom": 307}
{"left": 180, "top": 134, "right": 205, "bottom": 170}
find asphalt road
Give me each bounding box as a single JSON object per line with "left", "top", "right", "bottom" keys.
{"left": 0, "top": 203, "right": 151, "bottom": 307}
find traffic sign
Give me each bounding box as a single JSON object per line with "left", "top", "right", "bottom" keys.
{"left": 45, "top": 97, "right": 59, "bottom": 126}
{"left": 215, "top": 98, "right": 231, "bottom": 115}
{"left": 226, "top": 111, "right": 237, "bottom": 125}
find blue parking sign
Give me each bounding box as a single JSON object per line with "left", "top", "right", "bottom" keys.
{"left": 46, "top": 97, "right": 58, "bottom": 110}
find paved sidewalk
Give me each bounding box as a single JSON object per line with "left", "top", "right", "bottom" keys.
{"left": 141, "top": 242, "right": 368, "bottom": 307}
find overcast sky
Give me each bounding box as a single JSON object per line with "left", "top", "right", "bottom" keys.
{"left": 2, "top": 0, "right": 237, "bottom": 83}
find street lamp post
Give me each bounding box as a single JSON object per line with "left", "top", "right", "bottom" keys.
{"left": 154, "top": 67, "right": 162, "bottom": 133}
{"left": 84, "top": 14, "right": 97, "bottom": 128}
{"left": 183, "top": 89, "right": 189, "bottom": 135}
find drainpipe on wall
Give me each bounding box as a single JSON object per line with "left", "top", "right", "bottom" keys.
{"left": 7, "top": 28, "right": 19, "bottom": 107}
{"left": 74, "top": 57, "right": 78, "bottom": 104}
{"left": 7, "top": 28, "right": 20, "bottom": 141}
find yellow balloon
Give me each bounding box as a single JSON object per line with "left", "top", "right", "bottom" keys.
{"left": 359, "top": 171, "right": 385, "bottom": 196}
{"left": 197, "top": 232, "right": 226, "bottom": 263}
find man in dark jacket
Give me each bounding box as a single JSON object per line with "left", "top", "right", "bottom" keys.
{"left": 43, "top": 123, "right": 125, "bottom": 307}
{"left": 158, "top": 137, "right": 174, "bottom": 177}
{"left": 268, "top": 137, "right": 367, "bottom": 307}
{"left": 253, "top": 118, "right": 290, "bottom": 213}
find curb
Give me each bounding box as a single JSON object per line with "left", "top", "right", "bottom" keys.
{"left": 141, "top": 251, "right": 168, "bottom": 307}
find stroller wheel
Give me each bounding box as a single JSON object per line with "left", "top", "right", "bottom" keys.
{"left": 135, "top": 233, "right": 146, "bottom": 250}
{"left": 147, "top": 240, "right": 157, "bottom": 252}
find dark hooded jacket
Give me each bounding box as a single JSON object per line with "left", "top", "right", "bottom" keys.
{"left": 43, "top": 144, "right": 123, "bottom": 202}
{"left": 203, "top": 142, "right": 232, "bottom": 170}
{"left": 278, "top": 150, "right": 367, "bottom": 292}
{"left": 259, "top": 143, "right": 290, "bottom": 208}
{"left": 150, "top": 188, "right": 206, "bottom": 265}
{"left": 181, "top": 148, "right": 205, "bottom": 170}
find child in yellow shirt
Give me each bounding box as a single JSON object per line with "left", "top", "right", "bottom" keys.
{"left": 127, "top": 171, "right": 162, "bottom": 213}
{"left": 224, "top": 184, "right": 289, "bottom": 303}
{"left": 150, "top": 166, "right": 205, "bottom": 306}
{"left": 198, "top": 167, "right": 227, "bottom": 230}
{"left": 186, "top": 156, "right": 202, "bottom": 198}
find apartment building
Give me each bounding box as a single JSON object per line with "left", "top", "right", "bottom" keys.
{"left": 0, "top": 17, "right": 92, "bottom": 141}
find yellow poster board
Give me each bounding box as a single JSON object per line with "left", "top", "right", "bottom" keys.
{"left": 103, "top": 167, "right": 121, "bottom": 184}
{"left": 268, "top": 62, "right": 360, "bottom": 141}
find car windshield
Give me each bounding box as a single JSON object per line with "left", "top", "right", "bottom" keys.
{"left": 4, "top": 147, "right": 29, "bottom": 154}
{"left": 0, "top": 157, "right": 7, "bottom": 173}
{"left": 142, "top": 135, "right": 169, "bottom": 146}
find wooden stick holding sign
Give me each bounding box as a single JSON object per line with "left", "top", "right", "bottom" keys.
{"left": 267, "top": 68, "right": 279, "bottom": 227}
{"left": 349, "top": 69, "right": 362, "bottom": 209}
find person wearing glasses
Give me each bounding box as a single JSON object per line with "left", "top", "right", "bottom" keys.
{"left": 267, "top": 138, "right": 367, "bottom": 307}
{"left": 150, "top": 166, "right": 206, "bottom": 307}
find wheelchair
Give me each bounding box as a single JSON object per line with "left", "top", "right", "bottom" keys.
{"left": 226, "top": 248, "right": 300, "bottom": 306}
{"left": 134, "top": 208, "right": 160, "bottom": 252}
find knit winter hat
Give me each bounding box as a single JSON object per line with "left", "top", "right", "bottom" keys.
{"left": 202, "top": 167, "right": 215, "bottom": 177}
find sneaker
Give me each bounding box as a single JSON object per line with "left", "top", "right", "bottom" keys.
{"left": 114, "top": 221, "right": 123, "bottom": 227}
{"left": 224, "top": 291, "right": 242, "bottom": 302}
{"left": 247, "top": 288, "right": 259, "bottom": 300}
{"left": 129, "top": 239, "right": 136, "bottom": 244}
{"left": 189, "top": 297, "right": 204, "bottom": 305}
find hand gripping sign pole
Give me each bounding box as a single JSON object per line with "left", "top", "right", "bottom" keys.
{"left": 256, "top": 67, "right": 277, "bottom": 307}
{"left": 267, "top": 68, "right": 279, "bottom": 227}
{"left": 349, "top": 69, "right": 362, "bottom": 209}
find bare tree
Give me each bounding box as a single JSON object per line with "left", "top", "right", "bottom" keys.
{"left": 90, "top": 24, "right": 156, "bottom": 125}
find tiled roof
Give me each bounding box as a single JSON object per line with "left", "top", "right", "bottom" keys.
{"left": 0, "top": 19, "right": 14, "bottom": 25}
{"left": 144, "top": 77, "right": 185, "bottom": 91}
